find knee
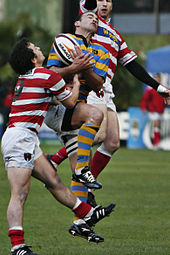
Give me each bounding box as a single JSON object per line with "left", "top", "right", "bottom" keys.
{"left": 17, "top": 187, "right": 29, "bottom": 206}
{"left": 104, "top": 138, "right": 120, "bottom": 154}
{"left": 90, "top": 108, "right": 104, "bottom": 126}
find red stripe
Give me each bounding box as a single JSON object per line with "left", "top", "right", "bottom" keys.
{"left": 11, "top": 102, "right": 50, "bottom": 114}
{"left": 14, "top": 93, "right": 49, "bottom": 100}
{"left": 9, "top": 115, "right": 44, "bottom": 125}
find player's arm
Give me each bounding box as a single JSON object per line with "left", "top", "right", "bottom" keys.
{"left": 49, "top": 74, "right": 80, "bottom": 109}
{"left": 83, "top": 50, "right": 110, "bottom": 92}
{"left": 61, "top": 74, "right": 80, "bottom": 108}
{"left": 82, "top": 68, "right": 104, "bottom": 92}
{"left": 50, "top": 46, "right": 93, "bottom": 79}
{"left": 125, "top": 60, "right": 170, "bottom": 98}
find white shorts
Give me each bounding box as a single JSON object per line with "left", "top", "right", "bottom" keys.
{"left": 1, "top": 127, "right": 42, "bottom": 169}
{"left": 45, "top": 104, "right": 66, "bottom": 133}
{"left": 87, "top": 90, "right": 116, "bottom": 112}
{"left": 148, "top": 112, "right": 163, "bottom": 121}
{"left": 45, "top": 105, "right": 78, "bottom": 156}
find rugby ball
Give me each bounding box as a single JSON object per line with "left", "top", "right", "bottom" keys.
{"left": 53, "top": 34, "right": 80, "bottom": 65}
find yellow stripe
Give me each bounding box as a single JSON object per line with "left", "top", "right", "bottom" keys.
{"left": 75, "top": 162, "right": 88, "bottom": 170}
{"left": 77, "top": 148, "right": 91, "bottom": 156}
{"left": 71, "top": 181, "right": 85, "bottom": 187}
{"left": 77, "top": 135, "right": 94, "bottom": 145}
{"left": 81, "top": 125, "right": 99, "bottom": 135}
{"left": 74, "top": 216, "right": 80, "bottom": 221}
{"left": 72, "top": 190, "right": 88, "bottom": 197}
{"left": 96, "top": 62, "right": 109, "bottom": 72}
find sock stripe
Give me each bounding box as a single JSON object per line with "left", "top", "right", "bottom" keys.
{"left": 71, "top": 185, "right": 88, "bottom": 191}
{"left": 75, "top": 162, "right": 88, "bottom": 169}
{"left": 78, "top": 135, "right": 94, "bottom": 144}
{"left": 77, "top": 149, "right": 91, "bottom": 156}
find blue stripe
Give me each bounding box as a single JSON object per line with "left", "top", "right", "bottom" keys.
{"left": 76, "top": 196, "right": 88, "bottom": 203}
{"left": 77, "top": 155, "right": 89, "bottom": 163}
{"left": 77, "top": 142, "right": 91, "bottom": 150}
{"left": 71, "top": 186, "right": 88, "bottom": 192}
{"left": 78, "top": 129, "right": 95, "bottom": 140}
{"left": 47, "top": 58, "right": 64, "bottom": 67}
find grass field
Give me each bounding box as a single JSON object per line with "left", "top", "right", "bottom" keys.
{"left": 1, "top": 144, "right": 170, "bottom": 255}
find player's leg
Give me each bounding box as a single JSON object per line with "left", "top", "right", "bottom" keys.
{"left": 71, "top": 103, "right": 103, "bottom": 189}
{"left": 1, "top": 127, "right": 39, "bottom": 255}
{"left": 91, "top": 108, "right": 120, "bottom": 178}
{"left": 93, "top": 104, "right": 107, "bottom": 145}
{"left": 45, "top": 147, "right": 68, "bottom": 169}
{"left": 33, "top": 154, "right": 115, "bottom": 242}
{"left": 7, "top": 167, "right": 32, "bottom": 252}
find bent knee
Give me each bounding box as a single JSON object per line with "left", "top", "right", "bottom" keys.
{"left": 104, "top": 139, "right": 120, "bottom": 154}
{"left": 90, "top": 108, "right": 104, "bottom": 126}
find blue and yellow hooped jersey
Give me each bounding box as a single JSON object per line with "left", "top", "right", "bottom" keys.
{"left": 47, "top": 33, "right": 110, "bottom": 102}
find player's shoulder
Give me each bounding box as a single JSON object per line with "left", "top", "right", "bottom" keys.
{"left": 35, "top": 67, "right": 61, "bottom": 79}
{"left": 91, "top": 41, "right": 109, "bottom": 55}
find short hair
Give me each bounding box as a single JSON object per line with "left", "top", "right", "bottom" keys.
{"left": 75, "top": 11, "right": 96, "bottom": 22}
{"left": 9, "top": 38, "right": 35, "bottom": 75}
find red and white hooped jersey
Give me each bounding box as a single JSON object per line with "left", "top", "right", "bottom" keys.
{"left": 80, "top": 1, "right": 137, "bottom": 92}
{"left": 8, "top": 67, "right": 71, "bottom": 134}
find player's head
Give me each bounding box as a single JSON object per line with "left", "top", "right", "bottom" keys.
{"left": 9, "top": 38, "right": 45, "bottom": 75}
{"left": 75, "top": 11, "right": 98, "bottom": 35}
{"left": 97, "top": 0, "right": 113, "bottom": 21}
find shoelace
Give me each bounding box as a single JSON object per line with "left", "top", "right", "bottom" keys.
{"left": 82, "top": 171, "right": 95, "bottom": 182}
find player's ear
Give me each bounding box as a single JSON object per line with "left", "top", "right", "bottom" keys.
{"left": 31, "top": 56, "right": 37, "bottom": 65}
{"left": 74, "top": 20, "right": 80, "bottom": 29}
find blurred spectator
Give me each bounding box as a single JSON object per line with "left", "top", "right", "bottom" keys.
{"left": 0, "top": 81, "right": 14, "bottom": 135}
{"left": 140, "top": 73, "right": 165, "bottom": 147}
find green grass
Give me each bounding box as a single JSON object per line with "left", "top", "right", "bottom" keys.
{"left": 1, "top": 143, "right": 170, "bottom": 255}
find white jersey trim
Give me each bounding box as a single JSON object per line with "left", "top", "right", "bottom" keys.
{"left": 20, "top": 72, "right": 50, "bottom": 80}
{"left": 9, "top": 110, "right": 46, "bottom": 117}
{"left": 50, "top": 79, "right": 65, "bottom": 92}
{"left": 12, "top": 97, "right": 51, "bottom": 106}
{"left": 22, "top": 87, "right": 46, "bottom": 93}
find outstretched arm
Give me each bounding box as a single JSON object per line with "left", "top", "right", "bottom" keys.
{"left": 125, "top": 60, "right": 170, "bottom": 99}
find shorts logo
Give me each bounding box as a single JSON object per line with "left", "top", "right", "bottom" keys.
{"left": 24, "top": 153, "right": 32, "bottom": 161}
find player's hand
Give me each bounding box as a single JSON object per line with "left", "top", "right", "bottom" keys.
{"left": 70, "top": 46, "right": 94, "bottom": 72}
{"left": 157, "top": 84, "right": 170, "bottom": 105}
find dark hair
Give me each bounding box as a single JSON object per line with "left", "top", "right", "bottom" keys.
{"left": 75, "top": 11, "right": 95, "bottom": 22}
{"left": 9, "top": 38, "right": 35, "bottom": 75}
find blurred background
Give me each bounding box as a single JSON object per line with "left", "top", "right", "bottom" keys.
{"left": 0, "top": 0, "right": 170, "bottom": 149}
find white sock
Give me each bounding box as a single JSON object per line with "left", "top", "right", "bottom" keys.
{"left": 72, "top": 198, "right": 82, "bottom": 210}
{"left": 73, "top": 219, "right": 85, "bottom": 225}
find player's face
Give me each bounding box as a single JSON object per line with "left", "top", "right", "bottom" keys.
{"left": 28, "top": 43, "right": 45, "bottom": 66}
{"left": 80, "top": 12, "right": 99, "bottom": 33}
{"left": 97, "top": 0, "right": 113, "bottom": 21}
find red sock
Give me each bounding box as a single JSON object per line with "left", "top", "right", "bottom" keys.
{"left": 8, "top": 229, "right": 25, "bottom": 247}
{"left": 91, "top": 150, "right": 111, "bottom": 178}
{"left": 72, "top": 201, "right": 92, "bottom": 218}
{"left": 51, "top": 147, "right": 68, "bottom": 165}
{"left": 153, "top": 132, "right": 160, "bottom": 145}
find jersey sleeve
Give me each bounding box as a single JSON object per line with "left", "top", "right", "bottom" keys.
{"left": 46, "top": 71, "right": 72, "bottom": 101}
{"left": 116, "top": 30, "right": 137, "bottom": 66}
